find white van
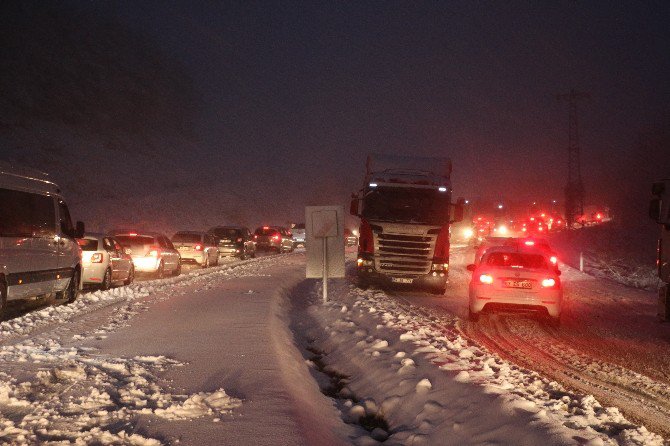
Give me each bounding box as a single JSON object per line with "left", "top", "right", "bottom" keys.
{"left": 0, "top": 168, "right": 85, "bottom": 317}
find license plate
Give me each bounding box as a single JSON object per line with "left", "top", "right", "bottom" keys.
{"left": 504, "top": 280, "right": 532, "bottom": 289}
{"left": 178, "top": 246, "right": 189, "bottom": 250}
{"left": 220, "top": 239, "right": 232, "bottom": 243}
{"left": 391, "top": 277, "right": 413, "bottom": 284}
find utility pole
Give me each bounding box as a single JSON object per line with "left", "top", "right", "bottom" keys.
{"left": 557, "top": 89, "right": 590, "bottom": 228}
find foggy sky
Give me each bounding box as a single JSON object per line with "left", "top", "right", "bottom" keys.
{"left": 9, "top": 1, "right": 670, "bottom": 224}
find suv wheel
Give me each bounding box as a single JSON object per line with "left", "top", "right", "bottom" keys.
{"left": 156, "top": 262, "right": 165, "bottom": 279}
{"left": 174, "top": 262, "right": 181, "bottom": 277}
{"left": 124, "top": 266, "right": 135, "bottom": 286}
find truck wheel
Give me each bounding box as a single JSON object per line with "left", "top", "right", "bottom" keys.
{"left": 0, "top": 280, "right": 7, "bottom": 319}
{"left": 548, "top": 313, "right": 561, "bottom": 327}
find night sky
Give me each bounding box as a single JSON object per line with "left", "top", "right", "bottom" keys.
{"left": 3, "top": 1, "right": 670, "bottom": 226}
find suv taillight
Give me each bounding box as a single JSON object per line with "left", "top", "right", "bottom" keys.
{"left": 194, "top": 244, "right": 203, "bottom": 251}
{"left": 358, "top": 219, "right": 373, "bottom": 254}
{"left": 272, "top": 234, "right": 280, "bottom": 241}
{"left": 147, "top": 245, "right": 160, "bottom": 257}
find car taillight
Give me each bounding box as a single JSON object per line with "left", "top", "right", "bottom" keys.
{"left": 195, "top": 244, "right": 203, "bottom": 251}
{"left": 479, "top": 274, "right": 493, "bottom": 284}
{"left": 433, "top": 225, "right": 450, "bottom": 262}
{"left": 542, "top": 278, "right": 557, "bottom": 288}
{"left": 237, "top": 238, "right": 243, "bottom": 243}
{"left": 147, "top": 246, "right": 160, "bottom": 257}
{"left": 550, "top": 256, "right": 557, "bottom": 265}
{"left": 272, "top": 234, "right": 280, "bottom": 241}
{"left": 358, "top": 219, "right": 374, "bottom": 254}
{"left": 91, "top": 253, "right": 103, "bottom": 263}
{"left": 524, "top": 240, "right": 535, "bottom": 246}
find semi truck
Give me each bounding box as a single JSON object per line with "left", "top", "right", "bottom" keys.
{"left": 650, "top": 179, "right": 670, "bottom": 321}
{"left": 349, "top": 154, "right": 464, "bottom": 295}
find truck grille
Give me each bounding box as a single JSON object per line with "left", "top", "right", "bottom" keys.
{"left": 374, "top": 232, "right": 435, "bottom": 276}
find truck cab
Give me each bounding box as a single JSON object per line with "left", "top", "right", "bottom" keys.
{"left": 351, "top": 154, "right": 463, "bottom": 295}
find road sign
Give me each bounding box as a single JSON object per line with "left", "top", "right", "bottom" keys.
{"left": 306, "top": 206, "right": 345, "bottom": 301}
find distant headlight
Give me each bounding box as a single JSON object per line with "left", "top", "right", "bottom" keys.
{"left": 463, "top": 228, "right": 474, "bottom": 238}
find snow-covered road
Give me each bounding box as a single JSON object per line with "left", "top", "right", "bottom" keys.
{"left": 1, "top": 247, "right": 668, "bottom": 445}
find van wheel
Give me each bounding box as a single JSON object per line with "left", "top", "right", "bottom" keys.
{"left": 174, "top": 263, "right": 181, "bottom": 277}
{"left": 101, "top": 268, "right": 112, "bottom": 290}
{"left": 0, "top": 281, "right": 7, "bottom": 319}
{"left": 60, "top": 269, "right": 80, "bottom": 303}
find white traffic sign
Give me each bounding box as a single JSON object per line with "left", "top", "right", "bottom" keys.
{"left": 305, "top": 205, "right": 345, "bottom": 302}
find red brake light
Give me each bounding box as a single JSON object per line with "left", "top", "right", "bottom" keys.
{"left": 129, "top": 233, "right": 138, "bottom": 236}
{"left": 272, "top": 234, "right": 280, "bottom": 241}
{"left": 542, "top": 278, "right": 557, "bottom": 288}
{"left": 479, "top": 274, "right": 494, "bottom": 284}
{"left": 550, "top": 256, "right": 557, "bottom": 265}
{"left": 194, "top": 244, "right": 203, "bottom": 251}
{"left": 237, "top": 238, "right": 243, "bottom": 243}
{"left": 263, "top": 226, "right": 270, "bottom": 230}
{"left": 524, "top": 240, "right": 535, "bottom": 246}
{"left": 91, "top": 253, "right": 103, "bottom": 263}
{"left": 358, "top": 219, "right": 374, "bottom": 254}
{"left": 147, "top": 245, "right": 160, "bottom": 257}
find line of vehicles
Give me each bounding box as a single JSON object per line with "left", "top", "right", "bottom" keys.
{"left": 348, "top": 154, "right": 564, "bottom": 324}
{"left": 0, "top": 167, "right": 305, "bottom": 317}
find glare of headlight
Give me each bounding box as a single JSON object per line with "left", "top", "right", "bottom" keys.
{"left": 498, "top": 225, "right": 508, "bottom": 235}
{"left": 463, "top": 228, "right": 474, "bottom": 238}
{"left": 352, "top": 229, "right": 358, "bottom": 236}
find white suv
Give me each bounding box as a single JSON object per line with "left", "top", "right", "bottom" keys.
{"left": 0, "top": 168, "right": 85, "bottom": 317}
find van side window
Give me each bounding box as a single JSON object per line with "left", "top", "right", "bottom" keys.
{"left": 0, "top": 188, "right": 55, "bottom": 237}
{"left": 58, "top": 200, "right": 75, "bottom": 238}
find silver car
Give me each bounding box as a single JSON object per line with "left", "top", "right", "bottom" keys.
{"left": 171, "top": 231, "right": 219, "bottom": 268}
{"left": 78, "top": 234, "right": 134, "bottom": 289}
{"left": 114, "top": 232, "right": 181, "bottom": 278}
{"left": 254, "top": 226, "right": 294, "bottom": 253}
{"left": 291, "top": 223, "right": 306, "bottom": 248}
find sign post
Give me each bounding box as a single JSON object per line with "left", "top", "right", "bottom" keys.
{"left": 306, "top": 206, "right": 345, "bottom": 302}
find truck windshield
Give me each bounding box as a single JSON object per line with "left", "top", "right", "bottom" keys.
{"left": 362, "top": 187, "right": 450, "bottom": 225}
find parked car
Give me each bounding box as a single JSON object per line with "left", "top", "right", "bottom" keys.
{"left": 208, "top": 226, "right": 256, "bottom": 260}
{"left": 254, "top": 226, "right": 293, "bottom": 253}
{"left": 0, "top": 168, "right": 85, "bottom": 315}
{"left": 78, "top": 234, "right": 134, "bottom": 289}
{"left": 291, "top": 223, "right": 306, "bottom": 248}
{"left": 171, "top": 231, "right": 219, "bottom": 268}
{"left": 113, "top": 232, "right": 181, "bottom": 278}
{"left": 466, "top": 245, "right": 562, "bottom": 325}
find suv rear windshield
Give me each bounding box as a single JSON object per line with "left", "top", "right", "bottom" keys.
{"left": 255, "top": 227, "right": 279, "bottom": 236}
{"left": 116, "top": 235, "right": 155, "bottom": 250}
{"left": 77, "top": 239, "right": 99, "bottom": 251}
{"left": 172, "top": 233, "right": 202, "bottom": 243}
{"left": 485, "top": 252, "right": 548, "bottom": 269}
{"left": 210, "top": 228, "right": 242, "bottom": 239}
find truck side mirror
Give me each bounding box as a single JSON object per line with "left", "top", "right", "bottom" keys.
{"left": 451, "top": 197, "right": 465, "bottom": 223}
{"left": 649, "top": 198, "right": 661, "bottom": 222}
{"left": 75, "top": 221, "right": 85, "bottom": 239}
{"left": 350, "top": 195, "right": 360, "bottom": 216}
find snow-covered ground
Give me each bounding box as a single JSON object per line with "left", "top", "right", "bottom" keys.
{"left": 1, "top": 248, "right": 668, "bottom": 445}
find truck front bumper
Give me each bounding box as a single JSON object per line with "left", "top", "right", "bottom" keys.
{"left": 356, "top": 267, "right": 447, "bottom": 290}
